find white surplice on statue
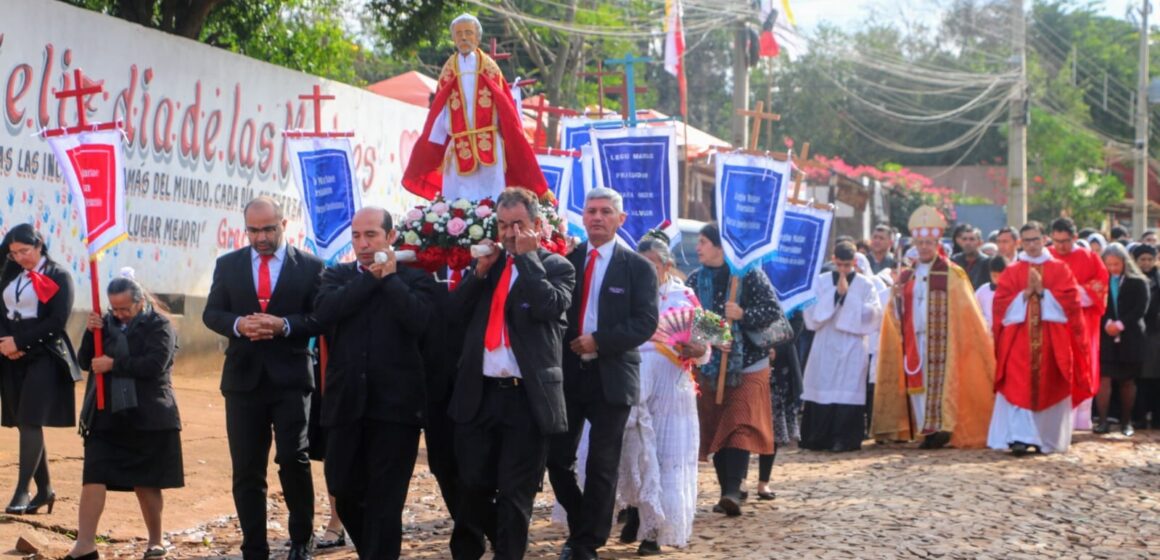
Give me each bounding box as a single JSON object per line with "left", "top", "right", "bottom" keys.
{"left": 427, "top": 51, "right": 506, "bottom": 201}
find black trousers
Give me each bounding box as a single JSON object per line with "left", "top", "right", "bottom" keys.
{"left": 547, "top": 364, "right": 632, "bottom": 555}
{"left": 224, "top": 384, "right": 313, "bottom": 559}
{"left": 451, "top": 380, "right": 548, "bottom": 560}
{"left": 425, "top": 396, "right": 460, "bottom": 520}
{"left": 325, "top": 418, "right": 420, "bottom": 560}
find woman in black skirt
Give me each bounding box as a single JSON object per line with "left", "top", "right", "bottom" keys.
{"left": 0, "top": 224, "right": 80, "bottom": 515}
{"left": 65, "top": 271, "right": 183, "bottom": 560}
{"left": 1094, "top": 243, "right": 1151, "bottom": 437}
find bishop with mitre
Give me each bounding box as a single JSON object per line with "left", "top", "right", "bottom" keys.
{"left": 402, "top": 14, "right": 548, "bottom": 202}
{"left": 872, "top": 206, "right": 995, "bottom": 449}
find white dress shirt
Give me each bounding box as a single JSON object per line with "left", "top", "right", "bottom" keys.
{"left": 233, "top": 243, "right": 290, "bottom": 337}
{"left": 579, "top": 240, "right": 616, "bottom": 360}
{"left": 2, "top": 257, "right": 47, "bottom": 320}
{"left": 483, "top": 260, "right": 522, "bottom": 378}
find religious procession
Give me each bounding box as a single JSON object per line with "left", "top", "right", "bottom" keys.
{"left": 1, "top": 0, "right": 1158, "bottom": 559}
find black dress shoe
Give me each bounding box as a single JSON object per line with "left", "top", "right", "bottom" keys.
{"left": 558, "top": 543, "right": 576, "bottom": 560}
{"left": 1093, "top": 421, "right": 1111, "bottom": 434}
{"left": 717, "top": 495, "right": 742, "bottom": 517}
{"left": 316, "top": 528, "right": 345, "bottom": 549}
{"left": 920, "top": 431, "right": 951, "bottom": 450}
{"left": 637, "top": 540, "right": 661, "bottom": 556}
{"left": 63, "top": 551, "right": 100, "bottom": 560}
{"left": 1010, "top": 442, "right": 1029, "bottom": 456}
{"left": 757, "top": 490, "right": 776, "bottom": 501}
{"left": 287, "top": 540, "right": 314, "bottom": 560}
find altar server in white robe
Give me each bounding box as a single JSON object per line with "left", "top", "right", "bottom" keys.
{"left": 800, "top": 242, "right": 883, "bottom": 452}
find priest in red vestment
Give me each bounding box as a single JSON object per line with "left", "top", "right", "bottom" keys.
{"left": 1046, "top": 217, "right": 1107, "bottom": 429}
{"left": 402, "top": 14, "right": 548, "bottom": 202}
{"left": 988, "top": 221, "right": 1093, "bottom": 455}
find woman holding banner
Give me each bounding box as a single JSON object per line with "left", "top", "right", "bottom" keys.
{"left": 687, "top": 223, "right": 784, "bottom": 518}
{"left": 66, "top": 270, "right": 183, "bottom": 560}
{"left": 616, "top": 231, "right": 707, "bottom": 555}
{"left": 0, "top": 223, "right": 79, "bottom": 515}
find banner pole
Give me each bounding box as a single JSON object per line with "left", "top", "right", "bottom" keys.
{"left": 89, "top": 257, "right": 105, "bottom": 411}
{"left": 715, "top": 275, "right": 740, "bottom": 405}
{"left": 792, "top": 142, "right": 811, "bottom": 202}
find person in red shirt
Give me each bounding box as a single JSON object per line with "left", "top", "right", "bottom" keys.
{"left": 988, "top": 222, "right": 1093, "bottom": 454}
{"left": 1046, "top": 218, "right": 1107, "bottom": 430}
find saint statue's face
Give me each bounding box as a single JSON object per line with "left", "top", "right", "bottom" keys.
{"left": 453, "top": 20, "right": 480, "bottom": 55}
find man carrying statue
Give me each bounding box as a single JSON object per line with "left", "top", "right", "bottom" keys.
{"left": 403, "top": 13, "right": 549, "bottom": 203}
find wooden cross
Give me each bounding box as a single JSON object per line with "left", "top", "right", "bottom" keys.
{"left": 603, "top": 78, "right": 649, "bottom": 121}
{"left": 577, "top": 60, "right": 618, "bottom": 117}
{"left": 46, "top": 69, "right": 118, "bottom": 137}
{"left": 735, "top": 101, "right": 781, "bottom": 151}
{"left": 790, "top": 142, "right": 811, "bottom": 203}
{"left": 489, "top": 37, "right": 512, "bottom": 61}
{"left": 287, "top": 85, "right": 353, "bottom": 138}
{"left": 522, "top": 96, "right": 579, "bottom": 148}
{"left": 604, "top": 53, "right": 653, "bottom": 124}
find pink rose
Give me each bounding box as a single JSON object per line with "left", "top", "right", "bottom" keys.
{"left": 432, "top": 202, "right": 450, "bottom": 216}
{"left": 474, "top": 205, "right": 492, "bottom": 219}
{"left": 446, "top": 217, "right": 468, "bottom": 236}
{"left": 405, "top": 208, "right": 423, "bottom": 222}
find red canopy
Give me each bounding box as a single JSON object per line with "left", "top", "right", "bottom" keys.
{"left": 366, "top": 71, "right": 438, "bottom": 108}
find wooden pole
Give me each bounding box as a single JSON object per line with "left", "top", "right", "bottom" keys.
{"left": 715, "top": 276, "right": 740, "bottom": 405}
{"left": 791, "top": 142, "right": 811, "bottom": 202}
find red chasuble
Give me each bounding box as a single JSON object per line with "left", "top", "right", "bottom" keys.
{"left": 402, "top": 49, "right": 548, "bottom": 201}
{"left": 993, "top": 258, "right": 1093, "bottom": 411}
{"left": 1048, "top": 246, "right": 1107, "bottom": 393}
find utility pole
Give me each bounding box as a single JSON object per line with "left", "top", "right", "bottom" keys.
{"left": 1007, "top": 0, "right": 1028, "bottom": 228}
{"left": 732, "top": 20, "right": 749, "bottom": 147}
{"left": 1134, "top": 0, "right": 1151, "bottom": 237}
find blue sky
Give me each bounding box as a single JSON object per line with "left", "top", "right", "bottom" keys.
{"left": 792, "top": 0, "right": 1141, "bottom": 32}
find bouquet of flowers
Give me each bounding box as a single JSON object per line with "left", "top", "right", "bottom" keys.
{"left": 395, "top": 196, "right": 498, "bottom": 273}
{"left": 692, "top": 309, "right": 733, "bottom": 346}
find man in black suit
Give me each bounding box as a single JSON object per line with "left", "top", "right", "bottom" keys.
{"left": 313, "top": 207, "right": 436, "bottom": 559}
{"left": 548, "top": 187, "right": 659, "bottom": 560}
{"left": 202, "top": 197, "right": 324, "bottom": 560}
{"left": 448, "top": 187, "right": 575, "bottom": 560}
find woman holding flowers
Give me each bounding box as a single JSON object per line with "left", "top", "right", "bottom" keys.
{"left": 615, "top": 231, "right": 709, "bottom": 556}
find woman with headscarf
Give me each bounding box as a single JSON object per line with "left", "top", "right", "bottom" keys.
{"left": 616, "top": 231, "right": 706, "bottom": 556}
{"left": 65, "top": 269, "right": 184, "bottom": 560}
{"left": 687, "top": 223, "right": 783, "bottom": 517}
{"left": 1093, "top": 243, "right": 1150, "bottom": 436}
{"left": 0, "top": 224, "right": 80, "bottom": 515}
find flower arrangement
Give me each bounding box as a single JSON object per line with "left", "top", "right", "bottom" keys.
{"left": 395, "top": 195, "right": 571, "bottom": 274}
{"left": 396, "top": 196, "right": 498, "bottom": 273}
{"left": 692, "top": 309, "right": 733, "bottom": 345}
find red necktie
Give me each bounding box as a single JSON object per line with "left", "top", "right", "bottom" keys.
{"left": 484, "top": 257, "right": 515, "bottom": 351}
{"left": 258, "top": 254, "right": 273, "bottom": 312}
{"left": 578, "top": 249, "right": 599, "bottom": 334}
{"left": 25, "top": 270, "right": 59, "bottom": 303}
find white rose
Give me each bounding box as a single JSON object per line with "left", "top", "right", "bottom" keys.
{"left": 425, "top": 212, "right": 439, "bottom": 223}
{"left": 403, "top": 231, "right": 421, "bottom": 245}
{"left": 452, "top": 198, "right": 472, "bottom": 210}
{"left": 468, "top": 225, "right": 485, "bottom": 240}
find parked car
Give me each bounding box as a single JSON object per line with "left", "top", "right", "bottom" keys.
{"left": 674, "top": 218, "right": 707, "bottom": 276}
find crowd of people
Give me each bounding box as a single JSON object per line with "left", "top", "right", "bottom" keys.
{"left": 1, "top": 192, "right": 1158, "bottom": 560}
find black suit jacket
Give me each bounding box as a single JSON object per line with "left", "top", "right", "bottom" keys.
{"left": 1100, "top": 274, "right": 1151, "bottom": 365}
{"left": 314, "top": 263, "right": 435, "bottom": 427}
{"left": 0, "top": 260, "right": 81, "bottom": 382}
{"left": 951, "top": 252, "right": 992, "bottom": 290}
{"left": 78, "top": 309, "right": 181, "bottom": 431}
{"left": 449, "top": 249, "right": 574, "bottom": 435}
{"left": 202, "top": 245, "right": 325, "bottom": 392}
{"left": 421, "top": 268, "right": 469, "bottom": 404}
{"left": 563, "top": 243, "right": 659, "bottom": 407}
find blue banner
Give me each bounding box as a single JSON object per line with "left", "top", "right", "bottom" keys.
{"left": 561, "top": 117, "right": 622, "bottom": 239}
{"left": 287, "top": 138, "right": 360, "bottom": 263}
{"left": 591, "top": 126, "right": 679, "bottom": 249}
{"left": 715, "top": 153, "right": 790, "bottom": 273}
{"left": 761, "top": 204, "right": 833, "bottom": 317}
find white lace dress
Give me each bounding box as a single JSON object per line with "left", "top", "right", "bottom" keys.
{"left": 615, "top": 278, "right": 706, "bottom": 547}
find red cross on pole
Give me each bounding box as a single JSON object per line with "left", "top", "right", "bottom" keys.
{"left": 489, "top": 37, "right": 512, "bottom": 61}
{"left": 45, "top": 69, "right": 119, "bottom": 137}
{"left": 285, "top": 85, "right": 353, "bottom": 138}
{"left": 522, "top": 96, "right": 579, "bottom": 149}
